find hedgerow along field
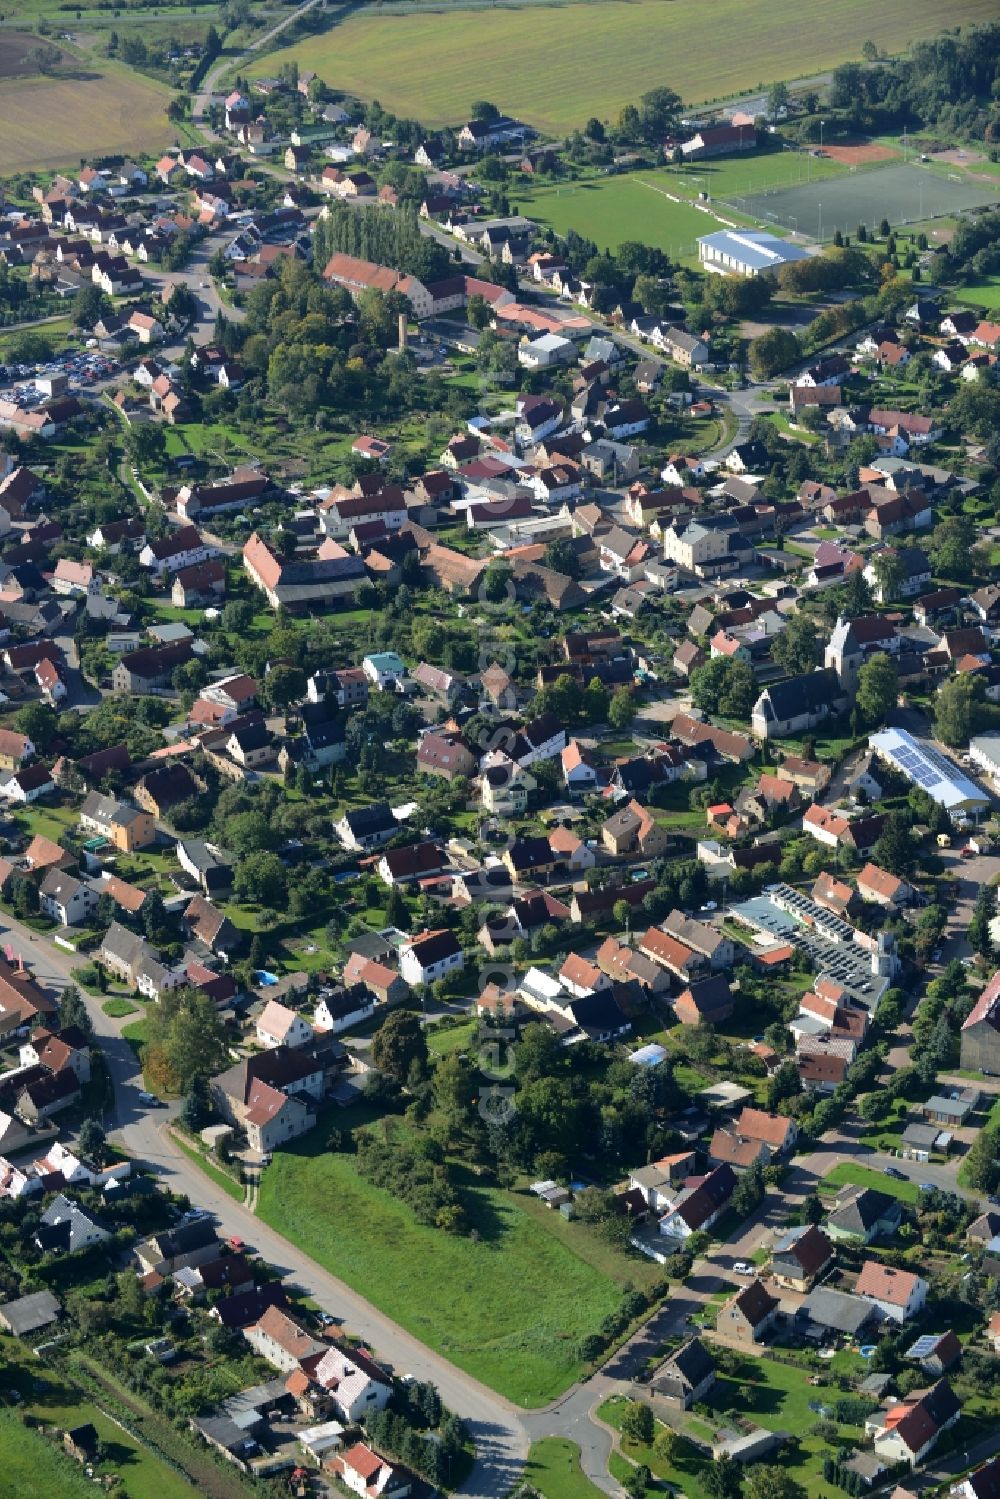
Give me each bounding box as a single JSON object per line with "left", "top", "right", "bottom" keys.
{"left": 0, "top": 60, "right": 172, "bottom": 175}
{"left": 256, "top": 0, "right": 1000, "bottom": 137}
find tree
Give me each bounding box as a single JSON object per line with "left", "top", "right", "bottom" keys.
{"left": 749, "top": 327, "right": 800, "bottom": 379}
{"left": 969, "top": 883, "right": 995, "bottom": 959}
{"left": 544, "top": 538, "right": 580, "bottom": 578}
{"left": 767, "top": 81, "right": 789, "bottom": 119}
{"left": 621, "top": 1400, "right": 655, "bottom": 1446}
{"left": 371, "top": 1010, "right": 428, "bottom": 1083}
{"left": 690, "top": 657, "right": 756, "bottom": 721}
{"left": 470, "top": 100, "right": 500, "bottom": 121}
{"left": 934, "top": 673, "right": 981, "bottom": 747}
{"left": 609, "top": 688, "right": 636, "bottom": 732}
{"left": 871, "top": 547, "right": 905, "bottom": 603}
{"left": 180, "top": 1075, "right": 211, "bottom": 1132}
{"left": 233, "top": 850, "right": 287, "bottom": 906}
{"left": 731, "top": 1157, "right": 765, "bottom": 1217}
{"left": 126, "top": 422, "right": 167, "bottom": 469}
{"left": 15, "top": 701, "right": 56, "bottom": 750}
{"left": 928, "top": 515, "right": 976, "bottom": 583}
{"left": 77, "top": 1117, "right": 106, "bottom": 1164}
{"left": 58, "top": 985, "right": 93, "bottom": 1041}
{"left": 856, "top": 653, "right": 898, "bottom": 726}
{"left": 871, "top": 811, "right": 915, "bottom": 876}
{"left": 262, "top": 663, "right": 306, "bottom": 711}
{"left": 74, "top": 283, "right": 111, "bottom": 330}
{"left": 771, "top": 613, "right": 818, "bottom": 675}
{"left": 705, "top": 1455, "right": 742, "bottom": 1499}
{"left": 744, "top": 1467, "right": 806, "bottom": 1499}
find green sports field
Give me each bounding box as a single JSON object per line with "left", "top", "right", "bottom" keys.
{"left": 516, "top": 174, "right": 732, "bottom": 261}
{"left": 255, "top": 0, "right": 1000, "bottom": 136}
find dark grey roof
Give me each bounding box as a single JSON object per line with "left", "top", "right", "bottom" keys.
{"left": 801, "top": 1286, "right": 876, "bottom": 1334}
{"left": 758, "top": 667, "right": 840, "bottom": 721}
{"left": 662, "top": 1335, "right": 715, "bottom": 1388}
{"left": 827, "top": 1187, "right": 902, "bottom": 1236}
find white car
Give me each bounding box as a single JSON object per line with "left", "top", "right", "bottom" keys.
{"left": 732, "top": 1261, "right": 754, "bottom": 1276}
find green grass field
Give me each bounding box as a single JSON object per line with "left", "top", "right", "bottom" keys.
{"left": 522, "top": 1439, "right": 606, "bottom": 1499}
{"left": 821, "top": 1161, "right": 920, "bottom": 1203}
{"left": 516, "top": 174, "right": 730, "bottom": 260}
{"left": 0, "top": 1416, "right": 99, "bottom": 1499}
{"left": 257, "top": 1134, "right": 635, "bottom": 1405}
{"left": 955, "top": 277, "right": 1000, "bottom": 310}
{"left": 653, "top": 150, "right": 847, "bottom": 204}
{"left": 257, "top": 0, "right": 1000, "bottom": 135}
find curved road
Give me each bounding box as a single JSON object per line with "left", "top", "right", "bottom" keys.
{"left": 193, "top": 0, "right": 323, "bottom": 139}
{"left": 2, "top": 910, "right": 528, "bottom": 1498}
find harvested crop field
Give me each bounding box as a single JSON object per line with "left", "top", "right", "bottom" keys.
{"left": 0, "top": 31, "right": 66, "bottom": 77}
{"left": 821, "top": 138, "right": 900, "bottom": 167}
{"left": 729, "top": 163, "right": 1000, "bottom": 241}
{"left": 257, "top": 0, "right": 1000, "bottom": 136}
{"left": 0, "top": 64, "right": 171, "bottom": 174}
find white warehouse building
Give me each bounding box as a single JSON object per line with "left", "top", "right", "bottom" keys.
{"left": 698, "top": 229, "right": 812, "bottom": 278}
{"left": 868, "top": 727, "right": 990, "bottom": 819}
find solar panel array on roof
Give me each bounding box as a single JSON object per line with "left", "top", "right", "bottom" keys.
{"left": 869, "top": 727, "right": 989, "bottom": 813}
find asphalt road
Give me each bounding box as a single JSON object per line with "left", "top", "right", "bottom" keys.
{"left": 192, "top": 0, "right": 323, "bottom": 140}
{"left": 0, "top": 909, "right": 529, "bottom": 1498}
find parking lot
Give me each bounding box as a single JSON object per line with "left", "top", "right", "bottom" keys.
{"left": 0, "top": 348, "right": 118, "bottom": 404}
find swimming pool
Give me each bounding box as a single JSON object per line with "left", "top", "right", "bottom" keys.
{"left": 255, "top": 970, "right": 279, "bottom": 986}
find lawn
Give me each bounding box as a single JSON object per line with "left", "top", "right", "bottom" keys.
{"left": 170, "top": 1129, "right": 244, "bottom": 1202}
{"left": 254, "top": 0, "right": 1000, "bottom": 135}
{"left": 0, "top": 59, "right": 172, "bottom": 174}
{"left": 516, "top": 174, "right": 734, "bottom": 262}
{"left": 102, "top": 997, "right": 138, "bottom": 1018}
{"left": 522, "top": 1438, "right": 606, "bottom": 1499}
{"left": 955, "top": 277, "right": 1000, "bottom": 310}
{"left": 0, "top": 1415, "right": 98, "bottom": 1499}
{"left": 603, "top": 1351, "right": 869, "bottom": 1499}
{"left": 0, "top": 1340, "right": 197, "bottom": 1499}
{"left": 256, "top": 1133, "right": 634, "bottom": 1405}
{"left": 821, "top": 1161, "right": 920, "bottom": 1204}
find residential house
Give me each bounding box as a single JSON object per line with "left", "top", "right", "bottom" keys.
{"left": 650, "top": 1338, "right": 716, "bottom": 1408}
{"left": 869, "top": 1380, "right": 961, "bottom": 1467}
{"left": 660, "top": 961, "right": 728, "bottom": 1018}
{"left": 601, "top": 800, "right": 668, "bottom": 859}
{"left": 717, "top": 1280, "right": 779, "bottom": 1347}
{"left": 770, "top": 1224, "right": 835, "bottom": 1292}
{"left": 335, "top": 803, "right": 398, "bottom": 852}
{"left": 256, "top": 1000, "right": 313, "bottom": 1051}
{"left": 327, "top": 1442, "right": 411, "bottom": 1499}
{"left": 399, "top": 929, "right": 463, "bottom": 987}
{"left": 659, "top": 1163, "right": 736, "bottom": 1238}
{"left": 211, "top": 1048, "right": 323, "bottom": 1153}
{"left": 39, "top": 870, "right": 98, "bottom": 928}
{"left": 826, "top": 1187, "right": 903, "bottom": 1244}
{"left": 959, "top": 970, "right": 1000, "bottom": 1074}
{"left": 858, "top": 862, "right": 915, "bottom": 909}
{"left": 856, "top": 1260, "right": 929, "bottom": 1323}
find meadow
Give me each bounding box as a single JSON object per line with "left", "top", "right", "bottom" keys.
{"left": 256, "top": 0, "right": 1000, "bottom": 135}
{"left": 955, "top": 277, "right": 1000, "bottom": 310}
{"left": 256, "top": 1128, "right": 656, "bottom": 1405}
{"left": 0, "top": 62, "right": 172, "bottom": 175}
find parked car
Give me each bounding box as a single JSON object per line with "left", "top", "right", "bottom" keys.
{"left": 732, "top": 1261, "right": 754, "bottom": 1276}
{"left": 884, "top": 1166, "right": 907, "bottom": 1180}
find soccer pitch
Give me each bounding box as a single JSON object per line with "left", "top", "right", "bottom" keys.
{"left": 727, "top": 163, "right": 999, "bottom": 240}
